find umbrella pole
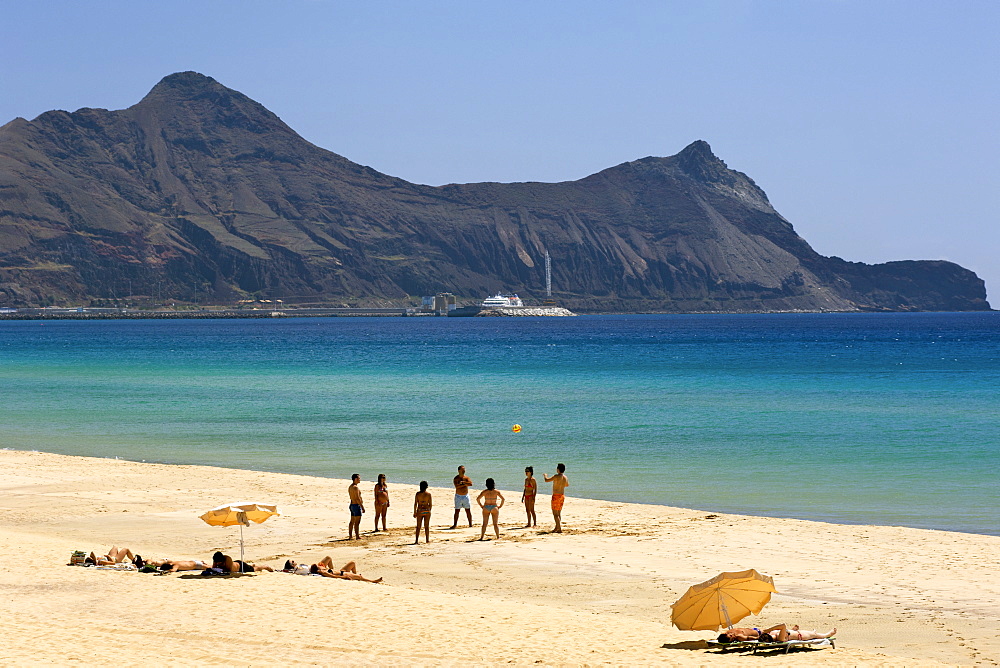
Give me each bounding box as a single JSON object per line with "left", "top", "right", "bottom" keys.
{"left": 240, "top": 523, "right": 245, "bottom": 565}
{"left": 720, "top": 599, "right": 733, "bottom": 629}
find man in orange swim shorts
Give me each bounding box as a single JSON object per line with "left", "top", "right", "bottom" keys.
{"left": 543, "top": 463, "right": 569, "bottom": 533}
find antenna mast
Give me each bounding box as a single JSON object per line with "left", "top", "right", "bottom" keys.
{"left": 545, "top": 250, "right": 552, "bottom": 298}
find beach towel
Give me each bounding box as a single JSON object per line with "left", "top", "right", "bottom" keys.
{"left": 92, "top": 563, "right": 136, "bottom": 571}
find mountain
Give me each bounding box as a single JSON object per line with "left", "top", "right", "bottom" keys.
{"left": 0, "top": 72, "right": 989, "bottom": 312}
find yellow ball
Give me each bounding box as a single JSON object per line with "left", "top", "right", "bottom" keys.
{"left": 512, "top": 424, "right": 522, "bottom": 433}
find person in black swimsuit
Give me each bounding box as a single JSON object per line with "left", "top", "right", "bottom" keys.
{"left": 211, "top": 551, "right": 273, "bottom": 573}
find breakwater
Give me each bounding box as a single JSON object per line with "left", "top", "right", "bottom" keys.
{"left": 0, "top": 307, "right": 413, "bottom": 320}
{"left": 479, "top": 307, "right": 577, "bottom": 316}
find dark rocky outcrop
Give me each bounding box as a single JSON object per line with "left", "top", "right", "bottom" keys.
{"left": 0, "top": 72, "right": 989, "bottom": 311}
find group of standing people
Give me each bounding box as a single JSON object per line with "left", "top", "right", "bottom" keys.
{"left": 346, "top": 464, "right": 569, "bottom": 544}
{"left": 421, "top": 463, "right": 569, "bottom": 543}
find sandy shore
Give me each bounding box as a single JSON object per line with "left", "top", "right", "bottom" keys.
{"left": 0, "top": 450, "right": 997, "bottom": 666}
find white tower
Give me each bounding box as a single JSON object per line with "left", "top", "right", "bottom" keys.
{"left": 545, "top": 250, "right": 552, "bottom": 298}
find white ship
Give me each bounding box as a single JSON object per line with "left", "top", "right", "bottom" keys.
{"left": 481, "top": 293, "right": 524, "bottom": 308}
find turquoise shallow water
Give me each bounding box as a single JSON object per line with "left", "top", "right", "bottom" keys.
{"left": 1, "top": 312, "right": 997, "bottom": 535}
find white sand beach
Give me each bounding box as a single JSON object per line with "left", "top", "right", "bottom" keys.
{"left": 0, "top": 449, "right": 997, "bottom": 666}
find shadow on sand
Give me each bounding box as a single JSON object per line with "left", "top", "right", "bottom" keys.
{"left": 660, "top": 640, "right": 708, "bottom": 651}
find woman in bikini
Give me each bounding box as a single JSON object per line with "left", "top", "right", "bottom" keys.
{"left": 719, "top": 624, "right": 836, "bottom": 643}
{"left": 373, "top": 473, "right": 389, "bottom": 532}
{"left": 413, "top": 480, "right": 432, "bottom": 544}
{"left": 310, "top": 556, "right": 382, "bottom": 583}
{"left": 521, "top": 466, "right": 537, "bottom": 527}
{"left": 86, "top": 546, "right": 139, "bottom": 566}
{"left": 476, "top": 477, "right": 505, "bottom": 540}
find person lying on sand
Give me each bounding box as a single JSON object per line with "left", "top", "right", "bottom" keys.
{"left": 211, "top": 551, "right": 274, "bottom": 573}
{"left": 85, "top": 546, "right": 139, "bottom": 566}
{"left": 140, "top": 557, "right": 248, "bottom": 574}
{"left": 719, "top": 624, "right": 836, "bottom": 643}
{"left": 310, "top": 556, "right": 382, "bottom": 583}
{"left": 147, "top": 558, "right": 208, "bottom": 573}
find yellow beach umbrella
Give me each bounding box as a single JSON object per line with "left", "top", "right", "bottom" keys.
{"left": 670, "top": 569, "right": 776, "bottom": 631}
{"left": 200, "top": 502, "right": 279, "bottom": 564}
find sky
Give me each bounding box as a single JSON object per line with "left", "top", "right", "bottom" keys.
{"left": 2, "top": 1, "right": 997, "bottom": 301}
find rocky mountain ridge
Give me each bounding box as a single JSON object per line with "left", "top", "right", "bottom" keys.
{"left": 0, "top": 72, "right": 989, "bottom": 312}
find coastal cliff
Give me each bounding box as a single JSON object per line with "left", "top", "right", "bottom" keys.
{"left": 0, "top": 72, "right": 989, "bottom": 312}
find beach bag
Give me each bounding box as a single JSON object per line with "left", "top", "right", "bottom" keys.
{"left": 200, "top": 567, "right": 227, "bottom": 576}
{"left": 294, "top": 564, "right": 311, "bottom": 575}
{"left": 70, "top": 550, "right": 87, "bottom": 565}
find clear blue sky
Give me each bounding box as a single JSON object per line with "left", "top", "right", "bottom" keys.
{"left": 3, "top": 1, "right": 997, "bottom": 301}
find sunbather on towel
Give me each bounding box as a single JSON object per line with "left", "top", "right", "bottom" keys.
{"left": 86, "top": 546, "right": 139, "bottom": 566}
{"left": 719, "top": 624, "right": 835, "bottom": 643}
{"left": 211, "top": 551, "right": 274, "bottom": 573}
{"left": 238, "top": 561, "right": 274, "bottom": 572}
{"left": 766, "top": 624, "right": 836, "bottom": 642}
{"left": 310, "top": 556, "right": 382, "bottom": 583}
{"left": 150, "top": 559, "right": 208, "bottom": 573}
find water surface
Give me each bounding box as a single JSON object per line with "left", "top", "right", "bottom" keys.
{"left": 1, "top": 312, "right": 997, "bottom": 535}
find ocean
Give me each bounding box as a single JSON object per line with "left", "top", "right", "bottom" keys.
{"left": 1, "top": 312, "right": 997, "bottom": 535}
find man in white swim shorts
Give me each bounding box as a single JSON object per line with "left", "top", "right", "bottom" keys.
{"left": 449, "top": 465, "right": 474, "bottom": 529}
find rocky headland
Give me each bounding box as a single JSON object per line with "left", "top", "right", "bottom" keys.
{"left": 0, "top": 72, "right": 989, "bottom": 312}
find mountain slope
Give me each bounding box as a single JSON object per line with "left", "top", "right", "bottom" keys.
{"left": 0, "top": 72, "right": 989, "bottom": 311}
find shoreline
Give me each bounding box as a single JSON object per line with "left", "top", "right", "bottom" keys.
{"left": 9, "top": 447, "right": 1000, "bottom": 537}
{"left": 1, "top": 448, "right": 997, "bottom": 665}
{"left": 2, "top": 309, "right": 996, "bottom": 320}
{"left": 6, "top": 447, "right": 996, "bottom": 540}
